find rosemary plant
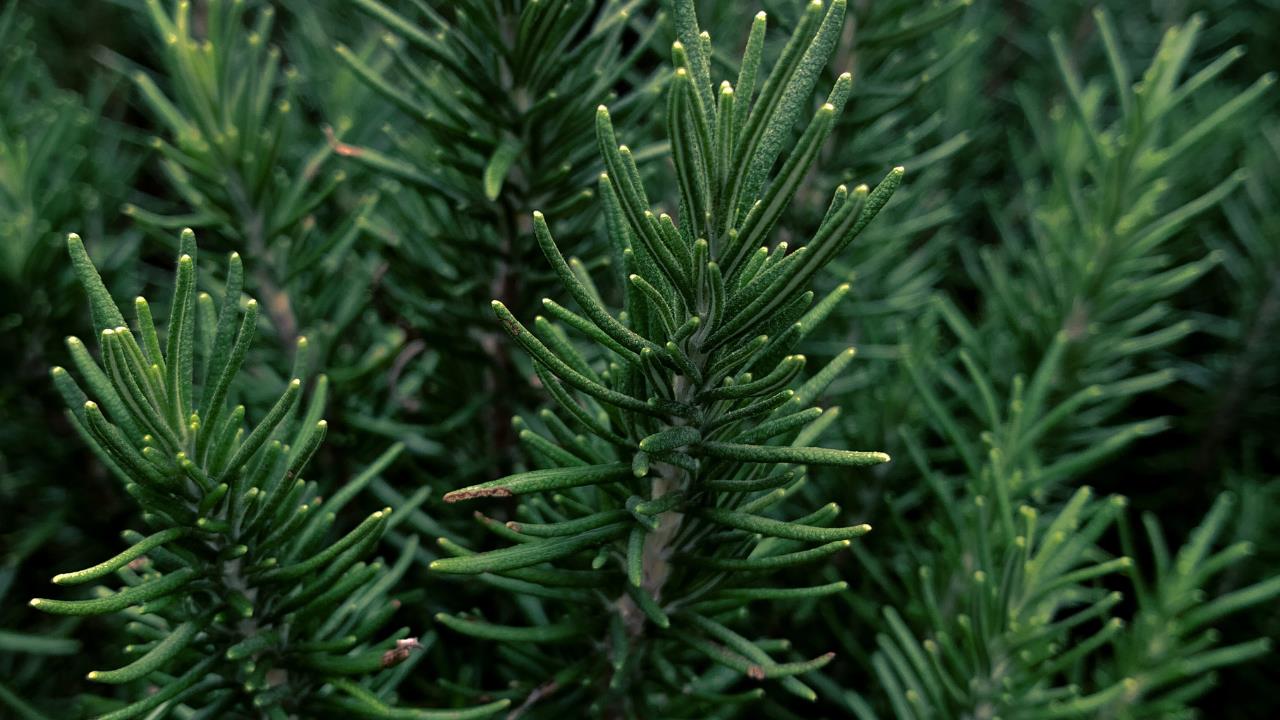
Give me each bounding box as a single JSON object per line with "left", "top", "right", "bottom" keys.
{"left": 433, "top": 1, "right": 903, "bottom": 714}
{"left": 30, "top": 230, "right": 504, "bottom": 720}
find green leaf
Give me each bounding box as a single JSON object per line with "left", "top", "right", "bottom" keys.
{"left": 704, "top": 355, "right": 805, "bottom": 401}
{"left": 216, "top": 377, "right": 301, "bottom": 482}
{"left": 260, "top": 508, "right": 388, "bottom": 581}
{"left": 625, "top": 583, "right": 671, "bottom": 629}
{"left": 444, "top": 462, "right": 631, "bottom": 502}
{"left": 95, "top": 657, "right": 219, "bottom": 720}
{"left": 53, "top": 528, "right": 189, "bottom": 585}
{"left": 510, "top": 509, "right": 632, "bottom": 538}
{"left": 695, "top": 505, "right": 871, "bottom": 542}
{"left": 225, "top": 630, "right": 279, "bottom": 661}
{"left": 164, "top": 239, "right": 196, "bottom": 429}
{"left": 530, "top": 212, "right": 658, "bottom": 355}
{"left": 88, "top": 621, "right": 200, "bottom": 684}
{"left": 732, "top": 0, "right": 846, "bottom": 223}
{"left": 435, "top": 613, "right": 587, "bottom": 643}
{"left": 713, "top": 581, "right": 848, "bottom": 601}
{"left": 430, "top": 525, "right": 628, "bottom": 575}
{"left": 700, "top": 441, "right": 888, "bottom": 467}
{"left": 329, "top": 676, "right": 511, "bottom": 719}
{"left": 0, "top": 630, "right": 79, "bottom": 656}
{"left": 31, "top": 568, "right": 198, "bottom": 616}
{"left": 483, "top": 134, "right": 523, "bottom": 201}
{"left": 66, "top": 233, "right": 126, "bottom": 338}
{"left": 627, "top": 527, "right": 645, "bottom": 587}
{"left": 492, "top": 301, "right": 658, "bottom": 417}
{"left": 638, "top": 427, "right": 700, "bottom": 454}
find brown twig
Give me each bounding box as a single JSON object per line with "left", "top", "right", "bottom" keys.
{"left": 507, "top": 680, "right": 561, "bottom": 720}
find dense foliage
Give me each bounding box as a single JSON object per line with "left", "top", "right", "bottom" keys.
{"left": 1, "top": 0, "right": 1275, "bottom": 718}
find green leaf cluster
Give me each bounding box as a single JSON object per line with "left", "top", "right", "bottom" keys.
{"left": 326, "top": 0, "right": 667, "bottom": 477}
{"left": 824, "top": 10, "right": 1280, "bottom": 718}
{"left": 31, "top": 230, "right": 504, "bottom": 719}
{"left": 430, "top": 1, "right": 905, "bottom": 714}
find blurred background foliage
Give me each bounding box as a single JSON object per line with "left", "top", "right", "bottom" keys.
{"left": 0, "top": 0, "right": 1275, "bottom": 717}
